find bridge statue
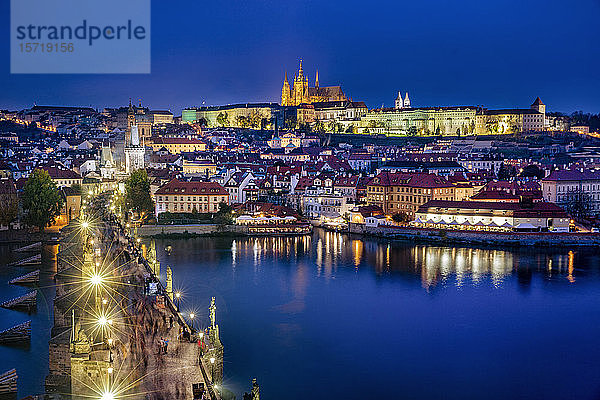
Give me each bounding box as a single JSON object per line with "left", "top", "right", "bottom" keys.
{"left": 209, "top": 296, "right": 216, "bottom": 329}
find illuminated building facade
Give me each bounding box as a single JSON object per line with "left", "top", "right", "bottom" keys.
{"left": 359, "top": 97, "right": 546, "bottom": 135}
{"left": 154, "top": 179, "right": 229, "bottom": 216}
{"left": 360, "top": 106, "right": 479, "bottom": 135}
{"left": 541, "top": 169, "right": 600, "bottom": 217}
{"left": 366, "top": 171, "right": 455, "bottom": 217}
{"left": 281, "top": 59, "right": 346, "bottom": 106}
{"left": 415, "top": 200, "right": 570, "bottom": 232}
{"left": 149, "top": 137, "right": 207, "bottom": 153}
{"left": 182, "top": 103, "right": 287, "bottom": 129}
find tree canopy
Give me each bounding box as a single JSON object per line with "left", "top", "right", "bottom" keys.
{"left": 214, "top": 202, "right": 233, "bottom": 225}
{"left": 519, "top": 164, "right": 545, "bottom": 179}
{"left": 22, "top": 169, "right": 64, "bottom": 232}
{"left": 216, "top": 112, "right": 229, "bottom": 127}
{"left": 125, "top": 169, "right": 154, "bottom": 217}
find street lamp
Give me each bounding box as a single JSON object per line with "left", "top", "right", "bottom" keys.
{"left": 90, "top": 274, "right": 103, "bottom": 286}
{"left": 100, "top": 391, "right": 115, "bottom": 400}
{"left": 175, "top": 292, "right": 181, "bottom": 311}
{"left": 189, "top": 313, "right": 195, "bottom": 330}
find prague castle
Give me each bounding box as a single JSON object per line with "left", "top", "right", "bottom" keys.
{"left": 281, "top": 59, "right": 347, "bottom": 106}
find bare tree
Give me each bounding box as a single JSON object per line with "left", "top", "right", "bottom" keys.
{"left": 563, "top": 188, "right": 593, "bottom": 220}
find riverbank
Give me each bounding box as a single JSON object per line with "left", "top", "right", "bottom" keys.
{"left": 348, "top": 223, "right": 600, "bottom": 248}
{"left": 0, "top": 229, "right": 58, "bottom": 244}
{"left": 138, "top": 224, "right": 312, "bottom": 238}
{"left": 138, "top": 224, "right": 246, "bottom": 237}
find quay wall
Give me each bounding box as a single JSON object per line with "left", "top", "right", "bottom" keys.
{"left": 137, "top": 224, "right": 247, "bottom": 236}
{"left": 0, "top": 229, "right": 57, "bottom": 243}
{"left": 348, "top": 224, "right": 600, "bottom": 247}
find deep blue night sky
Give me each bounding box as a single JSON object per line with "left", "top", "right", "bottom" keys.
{"left": 1, "top": 0, "right": 599, "bottom": 114}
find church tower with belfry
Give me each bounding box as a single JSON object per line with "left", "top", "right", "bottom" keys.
{"left": 395, "top": 92, "right": 404, "bottom": 109}
{"left": 124, "top": 98, "right": 145, "bottom": 174}
{"left": 531, "top": 97, "right": 545, "bottom": 115}
{"left": 126, "top": 99, "right": 135, "bottom": 146}
{"left": 292, "top": 59, "right": 310, "bottom": 105}
{"left": 394, "top": 91, "right": 411, "bottom": 109}
{"left": 280, "top": 59, "right": 346, "bottom": 106}
{"left": 281, "top": 72, "right": 291, "bottom": 107}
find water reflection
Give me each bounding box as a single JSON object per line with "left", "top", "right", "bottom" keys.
{"left": 153, "top": 230, "right": 600, "bottom": 400}
{"left": 167, "top": 229, "right": 592, "bottom": 290}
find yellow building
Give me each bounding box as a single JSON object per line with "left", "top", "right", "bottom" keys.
{"left": 150, "top": 137, "right": 207, "bottom": 153}
{"left": 182, "top": 160, "right": 218, "bottom": 177}
{"left": 182, "top": 103, "right": 280, "bottom": 129}
{"left": 281, "top": 59, "right": 346, "bottom": 106}
{"left": 154, "top": 180, "right": 229, "bottom": 216}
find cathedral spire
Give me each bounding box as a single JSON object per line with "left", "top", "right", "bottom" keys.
{"left": 315, "top": 69, "right": 319, "bottom": 88}
{"left": 298, "top": 58, "right": 303, "bottom": 77}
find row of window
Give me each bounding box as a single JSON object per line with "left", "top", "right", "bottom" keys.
{"left": 555, "top": 184, "right": 600, "bottom": 192}
{"left": 157, "top": 195, "right": 227, "bottom": 202}
{"left": 368, "top": 186, "right": 453, "bottom": 195}
{"left": 157, "top": 202, "right": 219, "bottom": 212}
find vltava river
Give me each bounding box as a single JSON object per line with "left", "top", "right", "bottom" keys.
{"left": 155, "top": 229, "right": 600, "bottom": 400}
{"left": 1, "top": 230, "right": 600, "bottom": 399}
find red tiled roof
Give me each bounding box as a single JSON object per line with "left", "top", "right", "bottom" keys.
{"left": 39, "top": 166, "right": 82, "bottom": 180}
{"left": 152, "top": 137, "right": 205, "bottom": 145}
{"left": 333, "top": 176, "right": 359, "bottom": 187}
{"left": 368, "top": 171, "right": 453, "bottom": 188}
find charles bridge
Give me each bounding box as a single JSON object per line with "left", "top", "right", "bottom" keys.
{"left": 42, "top": 192, "right": 253, "bottom": 400}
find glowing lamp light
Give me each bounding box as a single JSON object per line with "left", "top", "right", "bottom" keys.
{"left": 98, "top": 316, "right": 108, "bottom": 326}
{"left": 100, "top": 391, "right": 115, "bottom": 400}
{"left": 107, "top": 367, "right": 114, "bottom": 374}
{"left": 189, "top": 313, "right": 195, "bottom": 319}
{"left": 82, "top": 221, "right": 89, "bottom": 229}
{"left": 90, "top": 274, "right": 103, "bottom": 286}
{"left": 107, "top": 338, "right": 113, "bottom": 346}
{"left": 210, "top": 357, "right": 215, "bottom": 364}
{"left": 175, "top": 292, "right": 181, "bottom": 299}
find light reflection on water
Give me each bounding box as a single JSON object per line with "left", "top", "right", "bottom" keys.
{"left": 223, "top": 229, "right": 581, "bottom": 289}
{"left": 156, "top": 229, "right": 600, "bottom": 400}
